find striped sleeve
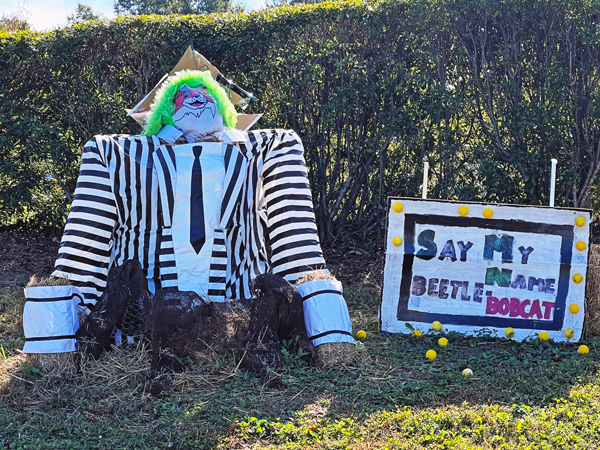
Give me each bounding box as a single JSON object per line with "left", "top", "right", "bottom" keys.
{"left": 153, "top": 145, "right": 178, "bottom": 289}
{"left": 261, "top": 129, "right": 327, "bottom": 282}
{"left": 52, "top": 136, "right": 117, "bottom": 306}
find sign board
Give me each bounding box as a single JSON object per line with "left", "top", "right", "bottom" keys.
{"left": 380, "top": 198, "right": 591, "bottom": 341}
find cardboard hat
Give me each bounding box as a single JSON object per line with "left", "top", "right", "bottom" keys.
{"left": 127, "top": 45, "right": 261, "bottom": 131}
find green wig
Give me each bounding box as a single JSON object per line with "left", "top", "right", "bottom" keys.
{"left": 142, "top": 69, "right": 238, "bottom": 136}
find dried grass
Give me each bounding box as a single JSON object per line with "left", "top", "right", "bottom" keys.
{"left": 295, "top": 270, "right": 336, "bottom": 285}
{"left": 78, "top": 340, "right": 152, "bottom": 388}
{"left": 26, "top": 275, "right": 70, "bottom": 288}
{"left": 19, "top": 339, "right": 251, "bottom": 395}
{"left": 26, "top": 352, "right": 79, "bottom": 379}
{"left": 585, "top": 244, "right": 600, "bottom": 336}
{"left": 315, "top": 342, "right": 357, "bottom": 368}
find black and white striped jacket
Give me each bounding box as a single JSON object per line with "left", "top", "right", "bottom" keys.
{"left": 53, "top": 128, "right": 327, "bottom": 303}
{"left": 52, "top": 129, "right": 353, "bottom": 346}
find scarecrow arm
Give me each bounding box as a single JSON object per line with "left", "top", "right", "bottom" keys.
{"left": 52, "top": 136, "right": 117, "bottom": 306}
{"left": 260, "top": 129, "right": 354, "bottom": 346}
{"left": 261, "top": 129, "right": 327, "bottom": 280}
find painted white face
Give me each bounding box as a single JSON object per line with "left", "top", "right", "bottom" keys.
{"left": 172, "top": 84, "right": 225, "bottom": 140}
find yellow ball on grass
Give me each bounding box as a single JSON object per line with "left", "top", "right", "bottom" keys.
{"left": 462, "top": 368, "right": 474, "bottom": 377}
{"left": 538, "top": 331, "right": 550, "bottom": 341}
{"left": 438, "top": 337, "right": 448, "bottom": 347}
{"left": 412, "top": 330, "right": 422, "bottom": 338}
{"left": 505, "top": 327, "right": 515, "bottom": 338}
{"left": 431, "top": 321, "right": 442, "bottom": 331}
{"left": 578, "top": 345, "right": 589, "bottom": 355}
{"left": 356, "top": 330, "right": 367, "bottom": 339}
{"left": 426, "top": 350, "right": 437, "bottom": 360}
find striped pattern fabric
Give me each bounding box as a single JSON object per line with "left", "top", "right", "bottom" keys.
{"left": 53, "top": 129, "right": 327, "bottom": 305}
{"left": 22, "top": 285, "right": 83, "bottom": 353}
{"left": 53, "top": 134, "right": 162, "bottom": 305}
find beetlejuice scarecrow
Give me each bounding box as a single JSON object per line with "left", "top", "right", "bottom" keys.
{"left": 24, "top": 50, "right": 354, "bottom": 371}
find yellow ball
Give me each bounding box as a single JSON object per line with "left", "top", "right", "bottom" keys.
{"left": 356, "top": 330, "right": 367, "bottom": 339}
{"left": 539, "top": 331, "right": 550, "bottom": 341}
{"left": 483, "top": 208, "right": 493, "bottom": 218}
{"left": 438, "top": 337, "right": 448, "bottom": 347}
{"left": 576, "top": 241, "right": 587, "bottom": 251}
{"left": 564, "top": 328, "right": 575, "bottom": 339}
{"left": 393, "top": 202, "right": 403, "bottom": 212}
{"left": 575, "top": 216, "right": 586, "bottom": 227}
{"left": 426, "top": 350, "right": 437, "bottom": 360}
{"left": 462, "top": 368, "right": 473, "bottom": 377}
{"left": 412, "top": 330, "right": 423, "bottom": 338}
{"left": 458, "top": 206, "right": 469, "bottom": 216}
{"left": 431, "top": 321, "right": 442, "bottom": 331}
{"left": 392, "top": 236, "right": 403, "bottom": 246}
{"left": 578, "top": 345, "right": 589, "bottom": 354}
{"left": 505, "top": 327, "right": 515, "bottom": 338}
{"left": 569, "top": 303, "right": 580, "bottom": 314}
{"left": 572, "top": 273, "right": 583, "bottom": 284}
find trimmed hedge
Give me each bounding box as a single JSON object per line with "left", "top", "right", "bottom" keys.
{"left": 1, "top": 0, "right": 600, "bottom": 243}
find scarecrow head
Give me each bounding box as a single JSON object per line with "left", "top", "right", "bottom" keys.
{"left": 143, "top": 69, "right": 237, "bottom": 141}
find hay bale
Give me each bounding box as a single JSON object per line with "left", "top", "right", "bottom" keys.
{"left": 296, "top": 272, "right": 356, "bottom": 367}
{"left": 585, "top": 244, "right": 600, "bottom": 336}
{"left": 26, "top": 275, "right": 70, "bottom": 288}
{"left": 315, "top": 342, "right": 356, "bottom": 368}
{"left": 26, "top": 353, "right": 78, "bottom": 378}
{"left": 295, "top": 270, "right": 335, "bottom": 285}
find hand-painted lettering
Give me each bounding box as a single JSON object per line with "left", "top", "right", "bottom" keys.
{"left": 428, "top": 278, "right": 439, "bottom": 297}
{"left": 438, "top": 240, "right": 457, "bottom": 262}
{"left": 483, "top": 234, "right": 514, "bottom": 263}
{"left": 510, "top": 274, "right": 527, "bottom": 289}
{"left": 518, "top": 245, "right": 534, "bottom": 264}
{"left": 473, "top": 282, "right": 483, "bottom": 303}
{"left": 411, "top": 275, "right": 426, "bottom": 296}
{"left": 485, "top": 296, "right": 553, "bottom": 320}
{"left": 450, "top": 280, "right": 462, "bottom": 299}
{"left": 460, "top": 281, "right": 471, "bottom": 301}
{"left": 438, "top": 279, "right": 449, "bottom": 299}
{"left": 542, "top": 301, "right": 555, "bottom": 319}
{"left": 544, "top": 279, "right": 555, "bottom": 294}
{"left": 416, "top": 229, "right": 437, "bottom": 260}
{"left": 457, "top": 241, "right": 473, "bottom": 262}
{"left": 485, "top": 267, "right": 512, "bottom": 287}
{"left": 528, "top": 277, "right": 545, "bottom": 292}
{"left": 529, "top": 299, "right": 543, "bottom": 319}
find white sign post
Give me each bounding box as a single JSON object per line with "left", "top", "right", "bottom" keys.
{"left": 381, "top": 199, "right": 591, "bottom": 341}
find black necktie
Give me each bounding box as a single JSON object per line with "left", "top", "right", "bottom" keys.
{"left": 190, "top": 146, "right": 205, "bottom": 254}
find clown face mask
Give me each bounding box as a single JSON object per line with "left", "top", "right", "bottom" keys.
{"left": 173, "top": 84, "right": 225, "bottom": 141}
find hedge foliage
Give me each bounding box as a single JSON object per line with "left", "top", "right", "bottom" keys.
{"left": 1, "top": 0, "right": 600, "bottom": 243}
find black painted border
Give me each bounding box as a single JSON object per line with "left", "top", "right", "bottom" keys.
{"left": 396, "top": 214, "right": 574, "bottom": 331}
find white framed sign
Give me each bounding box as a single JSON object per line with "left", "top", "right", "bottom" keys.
{"left": 380, "top": 198, "right": 591, "bottom": 342}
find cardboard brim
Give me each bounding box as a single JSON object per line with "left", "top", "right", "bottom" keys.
{"left": 127, "top": 45, "right": 260, "bottom": 131}
{"left": 126, "top": 110, "right": 262, "bottom": 132}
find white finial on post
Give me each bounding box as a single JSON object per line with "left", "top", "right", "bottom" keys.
{"left": 422, "top": 156, "right": 429, "bottom": 199}
{"left": 550, "top": 159, "right": 557, "bottom": 207}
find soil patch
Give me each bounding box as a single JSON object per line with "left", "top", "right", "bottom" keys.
{"left": 0, "top": 224, "right": 61, "bottom": 287}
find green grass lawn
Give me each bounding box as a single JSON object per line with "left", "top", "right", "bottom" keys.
{"left": 1, "top": 282, "right": 599, "bottom": 449}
